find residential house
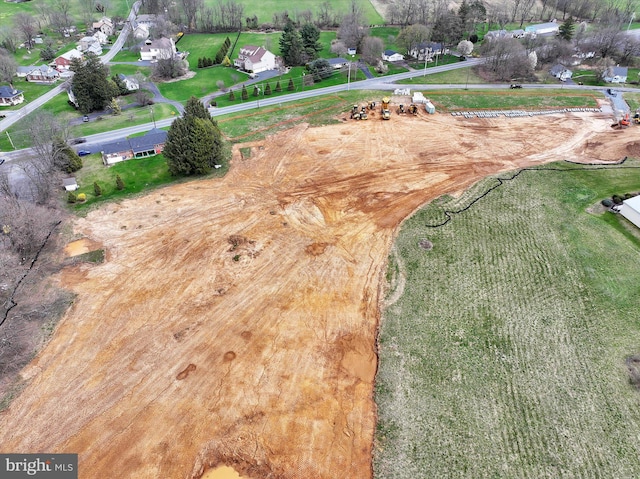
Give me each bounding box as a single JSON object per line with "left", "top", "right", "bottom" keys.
{"left": 408, "top": 42, "right": 448, "bottom": 61}
{"left": 101, "top": 129, "right": 167, "bottom": 166}
{"left": 139, "top": 37, "right": 177, "bottom": 61}
{"left": 619, "top": 195, "right": 640, "bottom": 228}
{"left": 347, "top": 48, "right": 357, "bottom": 56}
{"left": 524, "top": 21, "right": 559, "bottom": 37}
{"left": 92, "top": 17, "right": 114, "bottom": 36}
{"left": 78, "top": 36, "right": 102, "bottom": 55}
{"left": 550, "top": 63, "right": 573, "bottom": 81}
{"left": 93, "top": 30, "right": 109, "bottom": 45}
{"left": 0, "top": 86, "right": 24, "bottom": 106}
{"left": 16, "top": 66, "right": 33, "bottom": 77}
{"left": 327, "top": 58, "right": 349, "bottom": 69}
{"left": 234, "top": 46, "right": 277, "bottom": 73}
{"left": 131, "top": 20, "right": 150, "bottom": 40}
{"left": 136, "top": 14, "right": 163, "bottom": 28}
{"left": 54, "top": 48, "right": 83, "bottom": 71}
{"left": 484, "top": 29, "right": 510, "bottom": 40}
{"left": 383, "top": 50, "right": 404, "bottom": 62}
{"left": 604, "top": 66, "right": 628, "bottom": 83}
{"left": 25, "top": 64, "right": 60, "bottom": 83}
{"left": 118, "top": 74, "right": 139, "bottom": 91}
{"left": 62, "top": 178, "right": 79, "bottom": 191}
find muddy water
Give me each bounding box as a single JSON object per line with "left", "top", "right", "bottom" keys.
{"left": 201, "top": 466, "right": 247, "bottom": 479}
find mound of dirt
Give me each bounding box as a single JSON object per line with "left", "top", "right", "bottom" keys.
{"left": 0, "top": 110, "right": 624, "bottom": 479}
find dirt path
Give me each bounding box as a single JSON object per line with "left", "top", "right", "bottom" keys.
{"left": 0, "top": 110, "right": 630, "bottom": 479}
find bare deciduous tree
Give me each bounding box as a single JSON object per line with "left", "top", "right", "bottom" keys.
{"left": 0, "top": 49, "right": 18, "bottom": 83}
{"left": 482, "top": 37, "right": 534, "bottom": 81}
{"left": 14, "top": 13, "right": 38, "bottom": 49}
{"left": 360, "top": 36, "right": 384, "bottom": 65}
{"left": 337, "top": 0, "right": 368, "bottom": 51}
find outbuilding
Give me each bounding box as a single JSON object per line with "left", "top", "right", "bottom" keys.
{"left": 62, "top": 178, "right": 79, "bottom": 191}
{"left": 525, "top": 22, "right": 559, "bottom": 36}
{"left": 619, "top": 195, "right": 640, "bottom": 228}
{"left": 383, "top": 50, "right": 404, "bottom": 62}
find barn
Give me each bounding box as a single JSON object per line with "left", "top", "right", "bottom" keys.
{"left": 619, "top": 196, "right": 640, "bottom": 228}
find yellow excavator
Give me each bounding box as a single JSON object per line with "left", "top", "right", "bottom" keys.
{"left": 381, "top": 97, "right": 391, "bottom": 120}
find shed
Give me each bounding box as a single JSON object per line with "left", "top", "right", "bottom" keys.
{"left": 619, "top": 195, "right": 640, "bottom": 228}
{"left": 525, "top": 22, "right": 559, "bottom": 36}
{"left": 63, "top": 177, "right": 78, "bottom": 191}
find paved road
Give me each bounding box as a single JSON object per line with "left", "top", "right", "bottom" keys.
{"left": 0, "top": 1, "right": 141, "bottom": 134}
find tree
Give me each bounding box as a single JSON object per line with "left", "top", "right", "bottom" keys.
{"left": 135, "top": 89, "right": 153, "bottom": 106}
{"left": 164, "top": 96, "right": 225, "bottom": 176}
{"left": 432, "top": 10, "right": 462, "bottom": 45}
{"left": 275, "top": 80, "right": 282, "bottom": 92}
{"left": 264, "top": 83, "right": 272, "bottom": 95}
{"left": 559, "top": 17, "right": 576, "bottom": 41}
{"left": 108, "top": 98, "right": 121, "bottom": 115}
{"left": 457, "top": 40, "right": 474, "bottom": 57}
{"left": 116, "top": 174, "right": 125, "bottom": 190}
{"left": 14, "top": 13, "right": 37, "bottom": 50}
{"left": 337, "top": 0, "right": 368, "bottom": 51}
{"left": 300, "top": 23, "right": 322, "bottom": 60}
{"left": 280, "top": 17, "right": 305, "bottom": 66}
{"left": 93, "top": 182, "right": 102, "bottom": 197}
{"left": 481, "top": 37, "right": 534, "bottom": 81}
{"left": 253, "top": 85, "right": 259, "bottom": 96}
{"left": 287, "top": 78, "right": 295, "bottom": 90}
{"left": 241, "top": 84, "right": 248, "bottom": 100}
{"left": 52, "top": 138, "right": 82, "bottom": 173}
{"left": 0, "top": 49, "right": 17, "bottom": 83}
{"left": 152, "top": 57, "right": 187, "bottom": 79}
{"left": 112, "top": 74, "right": 130, "bottom": 95}
{"left": 71, "top": 53, "right": 119, "bottom": 114}
{"left": 40, "top": 43, "right": 57, "bottom": 62}
{"left": 360, "top": 36, "right": 384, "bottom": 65}
{"left": 229, "top": 89, "right": 235, "bottom": 100}
{"left": 307, "top": 58, "right": 333, "bottom": 81}
{"left": 397, "top": 24, "right": 430, "bottom": 57}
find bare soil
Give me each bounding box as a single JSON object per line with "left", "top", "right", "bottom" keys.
{"left": 0, "top": 110, "right": 630, "bottom": 479}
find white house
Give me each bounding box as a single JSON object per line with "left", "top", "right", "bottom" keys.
{"left": 139, "top": 37, "right": 177, "bottom": 61}
{"left": 234, "top": 46, "right": 277, "bottom": 73}
{"left": 383, "top": 50, "right": 404, "bottom": 62}
{"left": 92, "top": 17, "right": 114, "bottom": 36}
{"left": 131, "top": 20, "right": 150, "bottom": 40}
{"left": 604, "top": 66, "right": 628, "bottom": 83}
{"left": 525, "top": 21, "right": 559, "bottom": 37}
{"left": 78, "top": 36, "right": 102, "bottom": 55}
{"left": 619, "top": 195, "right": 640, "bottom": 228}
{"left": 327, "top": 57, "right": 348, "bottom": 69}
{"left": 408, "top": 42, "right": 448, "bottom": 61}
{"left": 118, "top": 74, "right": 139, "bottom": 91}
{"left": 550, "top": 63, "right": 573, "bottom": 81}
{"left": 0, "top": 86, "right": 24, "bottom": 106}
{"left": 93, "top": 30, "right": 108, "bottom": 45}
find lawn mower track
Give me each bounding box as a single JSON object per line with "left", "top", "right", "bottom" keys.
{"left": 0, "top": 110, "right": 632, "bottom": 478}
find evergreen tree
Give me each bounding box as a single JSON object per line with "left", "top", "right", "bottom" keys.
{"left": 93, "top": 182, "right": 102, "bottom": 196}
{"left": 265, "top": 83, "right": 272, "bottom": 95}
{"left": 253, "top": 85, "right": 259, "bottom": 96}
{"left": 279, "top": 17, "right": 305, "bottom": 66}
{"left": 275, "top": 80, "right": 282, "bottom": 92}
{"left": 300, "top": 23, "right": 322, "bottom": 60}
{"left": 67, "top": 192, "right": 77, "bottom": 203}
{"left": 222, "top": 56, "right": 231, "bottom": 67}
{"left": 70, "top": 53, "right": 119, "bottom": 114}
{"left": 229, "top": 89, "right": 235, "bottom": 101}
{"left": 198, "top": 57, "right": 203, "bottom": 68}
{"left": 287, "top": 78, "right": 295, "bottom": 91}
{"left": 215, "top": 50, "right": 224, "bottom": 64}
{"left": 164, "top": 96, "right": 225, "bottom": 176}
{"left": 116, "top": 174, "right": 125, "bottom": 190}
{"left": 40, "top": 44, "right": 56, "bottom": 62}
{"left": 241, "top": 84, "right": 248, "bottom": 100}
{"left": 52, "top": 138, "right": 83, "bottom": 173}
{"left": 559, "top": 17, "right": 576, "bottom": 41}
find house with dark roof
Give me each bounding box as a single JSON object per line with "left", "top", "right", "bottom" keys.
{"left": 101, "top": 129, "right": 167, "bottom": 165}
{"left": 26, "top": 64, "right": 60, "bottom": 83}
{"left": 550, "top": 63, "right": 572, "bottom": 81}
{"left": 234, "top": 46, "right": 277, "bottom": 73}
{"left": 604, "top": 66, "right": 628, "bottom": 83}
{"left": 327, "top": 57, "right": 349, "bottom": 69}
{"left": 408, "top": 42, "right": 449, "bottom": 61}
{"left": 383, "top": 50, "right": 404, "bottom": 62}
{"left": 0, "top": 86, "right": 24, "bottom": 106}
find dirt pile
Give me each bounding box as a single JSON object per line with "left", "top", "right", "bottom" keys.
{"left": 0, "top": 111, "right": 625, "bottom": 478}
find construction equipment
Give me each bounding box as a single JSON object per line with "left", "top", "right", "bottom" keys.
{"left": 408, "top": 104, "right": 418, "bottom": 115}
{"left": 381, "top": 97, "right": 391, "bottom": 120}
{"left": 368, "top": 101, "right": 376, "bottom": 110}
{"left": 397, "top": 104, "right": 406, "bottom": 114}
{"left": 612, "top": 111, "right": 631, "bottom": 129}
{"left": 359, "top": 105, "right": 368, "bottom": 120}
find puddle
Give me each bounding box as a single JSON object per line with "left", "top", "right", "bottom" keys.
{"left": 64, "top": 238, "right": 102, "bottom": 257}
{"left": 201, "top": 465, "right": 247, "bottom": 479}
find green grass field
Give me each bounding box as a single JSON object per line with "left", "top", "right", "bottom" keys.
{"left": 375, "top": 160, "right": 640, "bottom": 478}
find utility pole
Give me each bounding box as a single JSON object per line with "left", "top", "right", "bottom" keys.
{"left": 150, "top": 106, "right": 156, "bottom": 128}
{"left": 6, "top": 131, "right": 15, "bottom": 150}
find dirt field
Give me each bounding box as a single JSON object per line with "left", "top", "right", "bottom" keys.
{"left": 0, "top": 108, "right": 632, "bottom": 479}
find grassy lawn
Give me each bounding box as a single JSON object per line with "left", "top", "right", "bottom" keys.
{"left": 108, "top": 64, "right": 151, "bottom": 77}
{"left": 370, "top": 26, "right": 401, "bottom": 51}
{"left": 376, "top": 160, "right": 640, "bottom": 478}
{"left": 398, "top": 65, "right": 486, "bottom": 84}
{"left": 423, "top": 89, "right": 599, "bottom": 111}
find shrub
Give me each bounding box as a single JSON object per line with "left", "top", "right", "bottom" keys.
{"left": 601, "top": 198, "right": 613, "bottom": 207}
{"left": 77, "top": 193, "right": 87, "bottom": 202}
{"left": 116, "top": 174, "right": 125, "bottom": 190}
{"left": 233, "top": 254, "right": 240, "bottom": 262}
{"left": 241, "top": 85, "right": 248, "bottom": 100}
{"left": 197, "top": 57, "right": 203, "bottom": 68}
{"left": 229, "top": 89, "right": 235, "bottom": 101}
{"left": 93, "top": 182, "right": 102, "bottom": 196}
{"left": 624, "top": 193, "right": 633, "bottom": 199}
{"left": 253, "top": 85, "right": 259, "bottom": 97}
{"left": 275, "top": 80, "right": 282, "bottom": 92}
{"left": 67, "top": 192, "right": 77, "bottom": 203}
{"left": 265, "top": 83, "right": 272, "bottom": 95}
{"left": 612, "top": 194, "right": 623, "bottom": 205}
{"left": 287, "top": 78, "right": 295, "bottom": 91}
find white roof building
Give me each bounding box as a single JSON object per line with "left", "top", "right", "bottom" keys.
{"left": 619, "top": 195, "right": 640, "bottom": 228}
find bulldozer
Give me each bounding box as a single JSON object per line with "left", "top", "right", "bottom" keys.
{"left": 368, "top": 101, "right": 376, "bottom": 110}
{"left": 408, "top": 104, "right": 418, "bottom": 115}
{"left": 381, "top": 97, "right": 391, "bottom": 120}
{"left": 397, "top": 104, "right": 406, "bottom": 114}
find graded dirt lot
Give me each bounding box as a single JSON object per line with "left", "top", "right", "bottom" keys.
{"left": 0, "top": 108, "right": 631, "bottom": 479}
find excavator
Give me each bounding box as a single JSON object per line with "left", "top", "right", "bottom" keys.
{"left": 381, "top": 97, "right": 391, "bottom": 120}
{"left": 612, "top": 111, "right": 630, "bottom": 129}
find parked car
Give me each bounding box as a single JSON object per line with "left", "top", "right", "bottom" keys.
{"left": 510, "top": 84, "right": 522, "bottom": 89}
{"left": 77, "top": 150, "right": 91, "bottom": 156}
{"left": 82, "top": 115, "right": 89, "bottom": 122}
{"left": 70, "top": 137, "right": 86, "bottom": 144}
{"left": 0, "top": 158, "right": 5, "bottom": 166}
